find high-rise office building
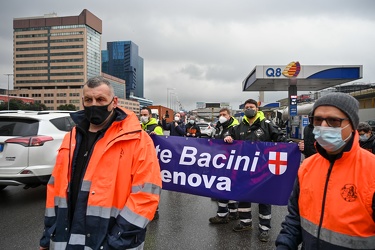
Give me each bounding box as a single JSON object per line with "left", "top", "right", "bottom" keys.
{"left": 101, "top": 72, "right": 140, "bottom": 115}
{"left": 12, "top": 9, "right": 102, "bottom": 110}
{"left": 102, "top": 41, "right": 144, "bottom": 99}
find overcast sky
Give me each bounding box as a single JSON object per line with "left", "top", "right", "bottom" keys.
{"left": 1, "top": 0, "right": 374, "bottom": 111}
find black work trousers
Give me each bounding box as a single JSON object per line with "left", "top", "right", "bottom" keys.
{"left": 238, "top": 202, "right": 271, "bottom": 231}
{"left": 216, "top": 199, "right": 238, "bottom": 217}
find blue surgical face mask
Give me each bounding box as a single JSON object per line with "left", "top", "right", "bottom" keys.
{"left": 313, "top": 124, "right": 351, "bottom": 152}
{"left": 359, "top": 134, "right": 369, "bottom": 142}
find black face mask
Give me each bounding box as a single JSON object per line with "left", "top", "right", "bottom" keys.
{"left": 244, "top": 109, "right": 256, "bottom": 118}
{"left": 84, "top": 100, "right": 113, "bottom": 125}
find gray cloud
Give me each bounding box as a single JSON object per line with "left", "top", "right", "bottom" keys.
{"left": 1, "top": 0, "right": 375, "bottom": 110}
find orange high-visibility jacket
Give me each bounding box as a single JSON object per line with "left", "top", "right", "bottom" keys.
{"left": 40, "top": 107, "right": 162, "bottom": 249}
{"left": 276, "top": 132, "right": 375, "bottom": 249}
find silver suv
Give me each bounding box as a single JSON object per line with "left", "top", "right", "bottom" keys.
{"left": 0, "top": 111, "right": 75, "bottom": 190}
{"left": 196, "top": 122, "right": 216, "bottom": 138}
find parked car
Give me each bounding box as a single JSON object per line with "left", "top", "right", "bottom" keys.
{"left": 196, "top": 122, "right": 215, "bottom": 138}
{"left": 366, "top": 120, "right": 375, "bottom": 131}
{"left": 0, "top": 111, "right": 75, "bottom": 190}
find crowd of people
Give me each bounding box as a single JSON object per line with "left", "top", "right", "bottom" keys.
{"left": 39, "top": 76, "right": 375, "bottom": 250}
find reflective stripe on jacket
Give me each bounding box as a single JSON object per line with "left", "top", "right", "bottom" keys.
{"left": 40, "top": 107, "right": 162, "bottom": 250}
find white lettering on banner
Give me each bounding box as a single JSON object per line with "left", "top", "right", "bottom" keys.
{"left": 161, "top": 169, "right": 172, "bottom": 182}
{"left": 226, "top": 150, "right": 235, "bottom": 169}
{"left": 179, "top": 146, "right": 260, "bottom": 172}
{"left": 156, "top": 143, "right": 264, "bottom": 192}
{"left": 160, "top": 170, "right": 231, "bottom": 191}
{"left": 179, "top": 146, "right": 197, "bottom": 165}
{"left": 155, "top": 145, "right": 172, "bottom": 163}
{"left": 197, "top": 153, "right": 211, "bottom": 167}
{"left": 212, "top": 154, "right": 226, "bottom": 169}
{"left": 250, "top": 151, "right": 261, "bottom": 172}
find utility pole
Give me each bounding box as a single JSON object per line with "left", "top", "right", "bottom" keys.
{"left": 4, "top": 74, "right": 13, "bottom": 111}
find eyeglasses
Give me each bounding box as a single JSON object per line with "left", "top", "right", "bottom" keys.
{"left": 309, "top": 116, "right": 349, "bottom": 127}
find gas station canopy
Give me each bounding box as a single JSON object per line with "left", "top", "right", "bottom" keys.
{"left": 242, "top": 63, "right": 363, "bottom": 92}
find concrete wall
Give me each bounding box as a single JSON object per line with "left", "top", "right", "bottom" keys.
{"left": 359, "top": 108, "right": 375, "bottom": 122}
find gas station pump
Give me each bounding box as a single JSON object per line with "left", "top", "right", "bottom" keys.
{"left": 289, "top": 95, "right": 298, "bottom": 139}
{"left": 300, "top": 115, "right": 309, "bottom": 139}
{"left": 290, "top": 116, "right": 300, "bottom": 139}
{"left": 290, "top": 115, "right": 309, "bottom": 139}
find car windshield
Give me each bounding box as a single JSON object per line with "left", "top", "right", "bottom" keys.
{"left": 197, "top": 123, "right": 209, "bottom": 129}
{"left": 0, "top": 118, "right": 39, "bottom": 136}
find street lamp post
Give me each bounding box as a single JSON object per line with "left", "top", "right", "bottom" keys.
{"left": 4, "top": 74, "right": 13, "bottom": 111}
{"left": 170, "top": 92, "right": 176, "bottom": 112}
{"left": 167, "top": 87, "right": 175, "bottom": 108}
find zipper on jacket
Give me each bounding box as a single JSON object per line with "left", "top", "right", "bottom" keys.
{"left": 66, "top": 130, "right": 73, "bottom": 232}
{"left": 316, "top": 160, "right": 335, "bottom": 249}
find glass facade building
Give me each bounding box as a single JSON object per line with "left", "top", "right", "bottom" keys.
{"left": 86, "top": 27, "right": 101, "bottom": 79}
{"left": 102, "top": 41, "right": 144, "bottom": 99}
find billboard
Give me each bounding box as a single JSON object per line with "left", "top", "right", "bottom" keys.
{"left": 206, "top": 103, "right": 221, "bottom": 108}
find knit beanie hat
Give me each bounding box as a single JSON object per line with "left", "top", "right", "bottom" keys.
{"left": 312, "top": 92, "right": 359, "bottom": 129}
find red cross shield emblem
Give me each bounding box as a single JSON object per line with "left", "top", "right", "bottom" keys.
{"left": 268, "top": 152, "right": 288, "bottom": 175}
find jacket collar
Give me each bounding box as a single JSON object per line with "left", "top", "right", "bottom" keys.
{"left": 70, "top": 107, "right": 131, "bottom": 134}
{"left": 242, "top": 111, "right": 265, "bottom": 125}
{"left": 316, "top": 131, "right": 359, "bottom": 162}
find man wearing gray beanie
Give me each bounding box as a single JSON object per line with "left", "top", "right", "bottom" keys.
{"left": 312, "top": 92, "right": 359, "bottom": 129}
{"left": 276, "top": 92, "right": 375, "bottom": 249}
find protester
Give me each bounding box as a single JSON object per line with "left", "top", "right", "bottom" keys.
{"left": 357, "top": 121, "right": 375, "bottom": 154}
{"left": 185, "top": 115, "right": 201, "bottom": 137}
{"left": 162, "top": 112, "right": 186, "bottom": 136}
{"left": 209, "top": 108, "right": 240, "bottom": 224}
{"left": 140, "top": 106, "right": 164, "bottom": 135}
{"left": 39, "top": 76, "right": 162, "bottom": 250}
{"left": 276, "top": 92, "right": 375, "bottom": 250}
{"left": 223, "top": 99, "right": 287, "bottom": 242}
{"left": 140, "top": 106, "right": 163, "bottom": 220}
{"left": 298, "top": 112, "right": 317, "bottom": 158}
{"left": 213, "top": 108, "right": 239, "bottom": 139}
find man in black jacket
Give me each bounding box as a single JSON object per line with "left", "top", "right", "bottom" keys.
{"left": 357, "top": 122, "right": 375, "bottom": 154}
{"left": 298, "top": 119, "right": 317, "bottom": 158}
{"left": 162, "top": 112, "right": 185, "bottom": 136}
{"left": 209, "top": 108, "right": 240, "bottom": 224}
{"left": 275, "top": 92, "right": 375, "bottom": 250}
{"left": 224, "top": 99, "right": 287, "bottom": 242}
{"left": 185, "top": 115, "right": 201, "bottom": 138}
